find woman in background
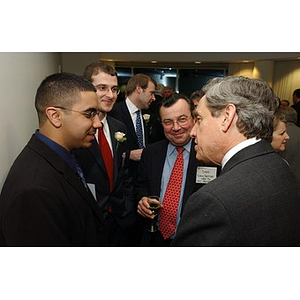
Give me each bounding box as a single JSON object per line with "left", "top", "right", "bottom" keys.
{"left": 271, "top": 107, "right": 290, "bottom": 152}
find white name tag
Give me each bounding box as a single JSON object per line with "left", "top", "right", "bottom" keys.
{"left": 196, "top": 167, "right": 217, "bottom": 184}
{"left": 87, "top": 183, "right": 97, "bottom": 200}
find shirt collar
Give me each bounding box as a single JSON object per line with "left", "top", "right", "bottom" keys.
{"left": 167, "top": 139, "right": 192, "bottom": 156}
{"left": 35, "top": 130, "right": 77, "bottom": 172}
{"left": 125, "top": 97, "right": 139, "bottom": 114}
{"left": 221, "top": 137, "right": 261, "bottom": 169}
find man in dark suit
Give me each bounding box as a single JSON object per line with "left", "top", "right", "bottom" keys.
{"left": 74, "top": 62, "right": 136, "bottom": 246}
{"left": 135, "top": 94, "right": 219, "bottom": 246}
{"left": 279, "top": 105, "right": 300, "bottom": 182}
{"left": 172, "top": 76, "right": 300, "bottom": 246}
{"left": 109, "top": 73, "right": 156, "bottom": 185}
{"left": 0, "top": 73, "right": 108, "bottom": 246}
{"left": 109, "top": 73, "right": 156, "bottom": 245}
{"left": 291, "top": 88, "right": 300, "bottom": 126}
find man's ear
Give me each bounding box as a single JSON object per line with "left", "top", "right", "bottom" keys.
{"left": 221, "top": 103, "right": 237, "bottom": 132}
{"left": 45, "top": 107, "right": 63, "bottom": 128}
{"left": 136, "top": 85, "right": 143, "bottom": 94}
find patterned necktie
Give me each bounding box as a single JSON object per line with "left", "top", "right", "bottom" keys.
{"left": 98, "top": 123, "right": 114, "bottom": 192}
{"left": 159, "top": 146, "right": 184, "bottom": 240}
{"left": 136, "top": 110, "right": 144, "bottom": 149}
{"left": 76, "top": 162, "right": 88, "bottom": 189}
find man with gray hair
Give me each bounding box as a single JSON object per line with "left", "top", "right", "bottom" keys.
{"left": 172, "top": 76, "right": 300, "bottom": 246}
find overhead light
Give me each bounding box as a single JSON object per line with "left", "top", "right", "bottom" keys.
{"left": 242, "top": 60, "right": 250, "bottom": 63}
{"left": 151, "top": 60, "right": 157, "bottom": 64}
{"left": 195, "top": 61, "right": 201, "bottom": 64}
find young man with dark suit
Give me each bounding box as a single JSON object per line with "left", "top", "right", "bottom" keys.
{"left": 109, "top": 73, "right": 156, "bottom": 185}
{"left": 135, "top": 93, "right": 219, "bottom": 246}
{"left": 109, "top": 73, "right": 156, "bottom": 245}
{"left": 172, "top": 76, "right": 300, "bottom": 246}
{"left": 74, "top": 62, "right": 136, "bottom": 246}
{"left": 0, "top": 73, "right": 108, "bottom": 246}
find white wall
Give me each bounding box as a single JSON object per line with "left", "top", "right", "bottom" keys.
{"left": 0, "top": 52, "right": 61, "bottom": 188}
{"left": 61, "top": 52, "right": 101, "bottom": 74}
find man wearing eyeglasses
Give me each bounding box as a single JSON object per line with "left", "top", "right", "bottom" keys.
{"left": 73, "top": 62, "right": 137, "bottom": 246}
{"left": 135, "top": 93, "right": 220, "bottom": 246}
{"left": 0, "top": 72, "right": 109, "bottom": 246}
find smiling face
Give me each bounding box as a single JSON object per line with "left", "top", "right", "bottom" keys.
{"left": 160, "top": 98, "right": 194, "bottom": 147}
{"left": 91, "top": 71, "right": 118, "bottom": 114}
{"left": 60, "top": 91, "right": 101, "bottom": 151}
{"left": 271, "top": 120, "right": 290, "bottom": 152}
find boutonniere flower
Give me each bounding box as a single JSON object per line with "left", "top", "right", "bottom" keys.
{"left": 143, "top": 114, "right": 150, "bottom": 123}
{"left": 114, "top": 131, "right": 126, "bottom": 149}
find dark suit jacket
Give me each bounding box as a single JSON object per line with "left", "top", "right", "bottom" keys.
{"left": 135, "top": 139, "right": 220, "bottom": 218}
{"left": 291, "top": 101, "right": 300, "bottom": 126}
{"left": 280, "top": 122, "right": 300, "bottom": 182}
{"left": 0, "top": 135, "right": 108, "bottom": 246}
{"left": 109, "top": 100, "right": 150, "bottom": 150}
{"left": 73, "top": 116, "right": 136, "bottom": 232}
{"left": 172, "top": 140, "right": 300, "bottom": 246}
{"left": 109, "top": 100, "right": 151, "bottom": 184}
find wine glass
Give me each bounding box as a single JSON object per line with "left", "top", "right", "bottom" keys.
{"left": 147, "top": 196, "right": 161, "bottom": 233}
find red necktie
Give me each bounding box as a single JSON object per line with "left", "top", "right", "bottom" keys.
{"left": 98, "top": 124, "right": 113, "bottom": 192}
{"left": 159, "top": 146, "right": 184, "bottom": 240}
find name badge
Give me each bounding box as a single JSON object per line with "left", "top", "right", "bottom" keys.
{"left": 196, "top": 167, "right": 217, "bottom": 184}
{"left": 87, "top": 183, "right": 97, "bottom": 200}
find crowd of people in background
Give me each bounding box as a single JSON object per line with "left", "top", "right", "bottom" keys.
{"left": 1, "top": 62, "right": 300, "bottom": 246}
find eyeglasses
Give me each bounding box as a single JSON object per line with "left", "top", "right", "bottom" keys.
{"left": 54, "top": 106, "right": 101, "bottom": 119}
{"left": 95, "top": 84, "right": 120, "bottom": 95}
{"left": 162, "top": 116, "right": 192, "bottom": 128}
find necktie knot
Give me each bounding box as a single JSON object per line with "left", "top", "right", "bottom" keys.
{"left": 176, "top": 146, "right": 184, "bottom": 155}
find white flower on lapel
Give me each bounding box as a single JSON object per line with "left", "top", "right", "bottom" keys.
{"left": 114, "top": 131, "right": 126, "bottom": 149}
{"left": 142, "top": 114, "right": 150, "bottom": 123}
{"left": 114, "top": 131, "right": 126, "bottom": 143}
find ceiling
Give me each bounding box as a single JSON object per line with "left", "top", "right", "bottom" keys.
{"left": 98, "top": 52, "right": 300, "bottom": 69}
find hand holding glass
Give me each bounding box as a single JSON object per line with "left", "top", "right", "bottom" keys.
{"left": 147, "top": 196, "right": 161, "bottom": 233}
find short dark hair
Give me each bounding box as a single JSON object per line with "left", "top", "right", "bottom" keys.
{"left": 158, "top": 93, "right": 194, "bottom": 121}
{"left": 35, "top": 72, "right": 96, "bottom": 124}
{"left": 83, "top": 62, "right": 118, "bottom": 82}
{"left": 293, "top": 89, "right": 300, "bottom": 98}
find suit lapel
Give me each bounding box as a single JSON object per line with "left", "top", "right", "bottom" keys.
{"left": 88, "top": 139, "right": 107, "bottom": 174}
{"left": 221, "top": 140, "right": 275, "bottom": 175}
{"left": 120, "top": 101, "right": 139, "bottom": 147}
{"left": 29, "top": 136, "right": 105, "bottom": 224}
{"left": 153, "top": 140, "right": 169, "bottom": 194}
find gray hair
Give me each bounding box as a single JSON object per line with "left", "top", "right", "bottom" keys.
{"left": 205, "top": 76, "right": 280, "bottom": 141}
